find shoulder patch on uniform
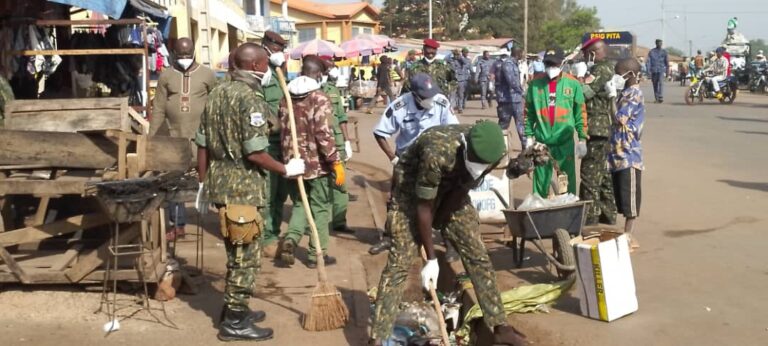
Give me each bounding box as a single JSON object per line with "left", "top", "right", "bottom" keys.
{"left": 393, "top": 100, "right": 406, "bottom": 110}
{"left": 250, "top": 112, "right": 266, "bottom": 127}
{"left": 385, "top": 107, "right": 394, "bottom": 118}
{"left": 434, "top": 97, "right": 448, "bottom": 107}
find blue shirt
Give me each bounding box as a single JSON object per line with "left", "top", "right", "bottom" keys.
{"left": 609, "top": 85, "right": 645, "bottom": 172}
{"left": 647, "top": 48, "right": 669, "bottom": 74}
{"left": 373, "top": 92, "right": 459, "bottom": 154}
{"left": 494, "top": 58, "right": 523, "bottom": 103}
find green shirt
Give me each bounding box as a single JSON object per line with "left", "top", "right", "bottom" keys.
{"left": 321, "top": 83, "right": 348, "bottom": 158}
{"left": 194, "top": 79, "right": 271, "bottom": 206}
{"left": 263, "top": 67, "right": 285, "bottom": 141}
{"left": 524, "top": 74, "right": 588, "bottom": 146}
{"left": 582, "top": 61, "right": 614, "bottom": 137}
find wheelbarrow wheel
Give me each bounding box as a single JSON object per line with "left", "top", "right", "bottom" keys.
{"left": 552, "top": 228, "right": 576, "bottom": 280}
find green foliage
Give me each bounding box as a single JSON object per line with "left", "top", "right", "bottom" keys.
{"left": 666, "top": 47, "right": 685, "bottom": 57}
{"left": 379, "top": 0, "right": 601, "bottom": 52}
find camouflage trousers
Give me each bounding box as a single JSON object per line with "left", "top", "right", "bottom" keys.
{"left": 579, "top": 138, "right": 617, "bottom": 225}
{"left": 220, "top": 214, "right": 262, "bottom": 311}
{"left": 371, "top": 201, "right": 506, "bottom": 340}
{"left": 263, "top": 143, "right": 290, "bottom": 247}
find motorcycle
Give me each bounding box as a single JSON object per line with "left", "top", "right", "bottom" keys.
{"left": 748, "top": 61, "right": 768, "bottom": 94}
{"left": 685, "top": 71, "right": 738, "bottom": 105}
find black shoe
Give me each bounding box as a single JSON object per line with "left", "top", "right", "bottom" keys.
{"left": 368, "top": 238, "right": 392, "bottom": 255}
{"left": 333, "top": 225, "right": 355, "bottom": 233}
{"left": 307, "top": 255, "right": 337, "bottom": 269}
{"left": 280, "top": 240, "right": 296, "bottom": 265}
{"left": 218, "top": 308, "right": 273, "bottom": 342}
{"left": 219, "top": 306, "right": 266, "bottom": 324}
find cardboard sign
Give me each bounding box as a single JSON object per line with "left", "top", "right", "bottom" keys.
{"left": 573, "top": 233, "right": 638, "bottom": 322}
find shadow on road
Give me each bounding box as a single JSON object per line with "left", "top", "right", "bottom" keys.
{"left": 717, "top": 179, "right": 768, "bottom": 192}
{"left": 717, "top": 116, "right": 768, "bottom": 123}
{"left": 736, "top": 130, "right": 768, "bottom": 136}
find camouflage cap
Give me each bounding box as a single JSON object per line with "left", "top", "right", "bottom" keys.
{"left": 468, "top": 121, "right": 506, "bottom": 164}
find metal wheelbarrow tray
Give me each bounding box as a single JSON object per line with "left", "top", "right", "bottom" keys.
{"left": 501, "top": 201, "right": 591, "bottom": 279}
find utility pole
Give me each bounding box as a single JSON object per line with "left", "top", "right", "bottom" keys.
{"left": 661, "top": 0, "right": 665, "bottom": 43}
{"left": 684, "top": 6, "right": 690, "bottom": 56}
{"left": 523, "top": 0, "right": 528, "bottom": 53}
{"left": 429, "top": 0, "right": 433, "bottom": 39}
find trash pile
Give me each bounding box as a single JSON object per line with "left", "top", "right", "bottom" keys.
{"left": 517, "top": 193, "right": 580, "bottom": 211}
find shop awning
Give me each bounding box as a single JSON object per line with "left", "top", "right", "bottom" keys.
{"left": 48, "top": 0, "right": 168, "bottom": 20}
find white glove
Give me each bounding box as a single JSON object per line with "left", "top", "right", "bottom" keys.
{"left": 195, "top": 183, "right": 207, "bottom": 214}
{"left": 576, "top": 140, "right": 587, "bottom": 159}
{"left": 524, "top": 137, "right": 535, "bottom": 149}
{"left": 604, "top": 80, "right": 618, "bottom": 99}
{"left": 269, "top": 52, "right": 285, "bottom": 67}
{"left": 573, "top": 62, "right": 588, "bottom": 78}
{"left": 344, "top": 141, "right": 353, "bottom": 161}
{"left": 390, "top": 156, "right": 399, "bottom": 166}
{"left": 420, "top": 259, "right": 440, "bottom": 291}
{"left": 284, "top": 158, "right": 306, "bottom": 177}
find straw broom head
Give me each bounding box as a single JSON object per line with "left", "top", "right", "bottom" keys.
{"left": 302, "top": 281, "right": 349, "bottom": 331}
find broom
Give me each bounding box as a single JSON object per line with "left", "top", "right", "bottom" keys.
{"left": 275, "top": 68, "right": 349, "bottom": 331}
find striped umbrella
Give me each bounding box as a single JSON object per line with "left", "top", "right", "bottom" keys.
{"left": 341, "top": 37, "right": 383, "bottom": 57}
{"left": 289, "top": 39, "right": 345, "bottom": 60}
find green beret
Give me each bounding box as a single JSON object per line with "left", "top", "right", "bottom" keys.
{"left": 462, "top": 47, "right": 469, "bottom": 52}
{"left": 468, "top": 121, "right": 506, "bottom": 164}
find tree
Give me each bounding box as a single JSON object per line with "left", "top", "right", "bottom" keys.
{"left": 538, "top": 6, "right": 601, "bottom": 52}
{"left": 666, "top": 47, "right": 685, "bottom": 57}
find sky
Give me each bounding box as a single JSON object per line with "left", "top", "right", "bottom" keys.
{"left": 317, "top": 0, "right": 767, "bottom": 54}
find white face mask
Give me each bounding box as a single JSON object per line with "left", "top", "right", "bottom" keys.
{"left": 424, "top": 56, "right": 436, "bottom": 64}
{"left": 612, "top": 74, "right": 627, "bottom": 90}
{"left": 585, "top": 51, "right": 596, "bottom": 68}
{"left": 177, "top": 58, "right": 193, "bottom": 70}
{"left": 461, "top": 134, "right": 490, "bottom": 180}
{"left": 328, "top": 67, "right": 340, "bottom": 79}
{"left": 252, "top": 69, "right": 272, "bottom": 87}
{"left": 546, "top": 67, "right": 561, "bottom": 79}
{"left": 414, "top": 94, "right": 434, "bottom": 110}
{"left": 321, "top": 75, "right": 328, "bottom": 85}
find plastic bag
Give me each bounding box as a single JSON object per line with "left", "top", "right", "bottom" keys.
{"left": 518, "top": 193, "right": 547, "bottom": 211}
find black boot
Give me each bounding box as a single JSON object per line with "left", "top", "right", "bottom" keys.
{"left": 368, "top": 238, "right": 392, "bottom": 255}
{"left": 220, "top": 306, "right": 266, "bottom": 325}
{"left": 218, "top": 307, "right": 273, "bottom": 342}
{"left": 280, "top": 240, "right": 296, "bottom": 265}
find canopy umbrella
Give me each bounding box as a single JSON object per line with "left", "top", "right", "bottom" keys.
{"left": 341, "top": 38, "right": 382, "bottom": 58}
{"left": 289, "top": 39, "right": 345, "bottom": 60}
{"left": 353, "top": 34, "right": 395, "bottom": 50}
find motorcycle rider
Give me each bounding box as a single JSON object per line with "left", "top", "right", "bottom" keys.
{"left": 756, "top": 50, "right": 767, "bottom": 63}
{"left": 704, "top": 47, "right": 730, "bottom": 99}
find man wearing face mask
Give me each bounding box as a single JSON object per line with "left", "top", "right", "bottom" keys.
{"left": 151, "top": 37, "right": 216, "bottom": 240}
{"left": 320, "top": 58, "right": 354, "bottom": 233}
{"left": 369, "top": 73, "right": 459, "bottom": 255}
{"left": 494, "top": 47, "right": 526, "bottom": 146}
{"left": 369, "top": 121, "right": 526, "bottom": 346}
{"left": 524, "top": 48, "right": 588, "bottom": 197}
{"left": 259, "top": 31, "right": 290, "bottom": 258}
{"left": 278, "top": 55, "right": 344, "bottom": 268}
{"left": 578, "top": 38, "right": 618, "bottom": 225}
{"left": 405, "top": 39, "right": 455, "bottom": 100}
{"left": 195, "top": 43, "right": 306, "bottom": 341}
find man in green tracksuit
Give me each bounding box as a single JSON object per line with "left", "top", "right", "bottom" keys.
{"left": 524, "top": 48, "right": 588, "bottom": 197}
{"left": 261, "top": 31, "right": 289, "bottom": 257}
{"left": 321, "top": 60, "right": 354, "bottom": 233}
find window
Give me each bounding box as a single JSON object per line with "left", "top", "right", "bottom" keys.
{"left": 352, "top": 26, "right": 373, "bottom": 37}
{"left": 298, "top": 28, "right": 316, "bottom": 42}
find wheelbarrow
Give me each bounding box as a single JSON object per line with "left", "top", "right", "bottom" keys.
{"left": 490, "top": 188, "right": 590, "bottom": 279}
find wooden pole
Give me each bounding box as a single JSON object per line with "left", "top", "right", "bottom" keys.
{"left": 524, "top": 0, "right": 528, "bottom": 53}
{"left": 420, "top": 247, "right": 450, "bottom": 346}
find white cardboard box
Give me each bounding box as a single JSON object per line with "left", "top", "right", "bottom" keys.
{"left": 573, "top": 233, "right": 638, "bottom": 322}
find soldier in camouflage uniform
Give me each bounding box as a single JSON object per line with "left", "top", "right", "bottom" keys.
{"left": 260, "top": 31, "right": 290, "bottom": 257}
{"left": 195, "top": 43, "right": 305, "bottom": 342}
{"left": 405, "top": 39, "right": 456, "bottom": 105}
{"left": 579, "top": 39, "right": 618, "bottom": 225}
{"left": 279, "top": 55, "right": 345, "bottom": 268}
{"left": 320, "top": 59, "right": 354, "bottom": 233}
{"left": 0, "top": 75, "right": 14, "bottom": 126}
{"left": 369, "top": 121, "right": 526, "bottom": 346}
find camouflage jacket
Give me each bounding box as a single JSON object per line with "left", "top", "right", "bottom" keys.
{"left": 582, "top": 61, "right": 615, "bottom": 138}
{"left": 393, "top": 124, "right": 494, "bottom": 215}
{"left": 194, "top": 73, "right": 271, "bottom": 207}
{"left": 322, "top": 83, "right": 348, "bottom": 159}
{"left": 406, "top": 58, "right": 456, "bottom": 94}
{"left": 263, "top": 67, "right": 285, "bottom": 142}
{"left": 0, "top": 76, "right": 14, "bottom": 123}
{"left": 279, "top": 89, "right": 339, "bottom": 180}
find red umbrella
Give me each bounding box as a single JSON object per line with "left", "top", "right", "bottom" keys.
{"left": 341, "top": 37, "right": 382, "bottom": 57}
{"left": 289, "top": 39, "right": 345, "bottom": 60}
{"left": 355, "top": 34, "right": 395, "bottom": 49}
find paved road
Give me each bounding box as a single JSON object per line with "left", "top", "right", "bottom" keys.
{"left": 350, "top": 81, "right": 768, "bottom": 345}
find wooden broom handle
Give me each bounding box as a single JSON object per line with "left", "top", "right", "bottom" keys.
{"left": 421, "top": 247, "right": 451, "bottom": 346}
{"left": 275, "top": 68, "right": 328, "bottom": 281}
